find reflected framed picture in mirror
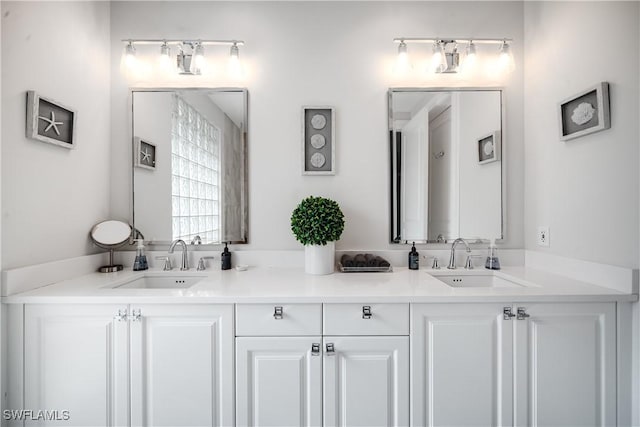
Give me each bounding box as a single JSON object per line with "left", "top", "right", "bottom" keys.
{"left": 135, "top": 137, "right": 156, "bottom": 170}
{"left": 477, "top": 131, "right": 501, "bottom": 165}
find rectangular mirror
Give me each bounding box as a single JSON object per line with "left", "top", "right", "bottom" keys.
{"left": 389, "top": 88, "right": 504, "bottom": 244}
{"left": 132, "top": 88, "right": 248, "bottom": 244}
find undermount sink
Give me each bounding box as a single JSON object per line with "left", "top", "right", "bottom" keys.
{"left": 429, "top": 271, "right": 523, "bottom": 288}
{"left": 113, "top": 274, "right": 206, "bottom": 289}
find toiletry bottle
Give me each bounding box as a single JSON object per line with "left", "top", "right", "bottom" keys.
{"left": 409, "top": 242, "right": 419, "bottom": 270}
{"left": 221, "top": 242, "right": 232, "bottom": 270}
{"left": 485, "top": 239, "right": 501, "bottom": 270}
{"left": 133, "top": 239, "right": 148, "bottom": 271}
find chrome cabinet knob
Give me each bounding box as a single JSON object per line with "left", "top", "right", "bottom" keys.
{"left": 325, "top": 343, "right": 335, "bottom": 355}
{"left": 311, "top": 343, "right": 321, "bottom": 356}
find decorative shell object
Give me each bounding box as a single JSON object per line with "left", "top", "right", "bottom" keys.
{"left": 310, "top": 134, "right": 326, "bottom": 149}
{"left": 571, "top": 102, "right": 596, "bottom": 125}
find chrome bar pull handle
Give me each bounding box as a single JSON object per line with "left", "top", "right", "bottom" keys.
{"left": 362, "top": 306, "right": 372, "bottom": 319}
{"left": 517, "top": 307, "right": 530, "bottom": 320}
{"left": 311, "top": 343, "right": 321, "bottom": 356}
{"left": 273, "top": 306, "right": 283, "bottom": 320}
{"left": 325, "top": 343, "right": 335, "bottom": 355}
{"left": 503, "top": 307, "right": 516, "bottom": 320}
{"left": 130, "top": 309, "right": 142, "bottom": 322}
{"left": 114, "top": 309, "right": 128, "bottom": 322}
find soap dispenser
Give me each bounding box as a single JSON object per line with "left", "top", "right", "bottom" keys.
{"left": 485, "top": 239, "right": 501, "bottom": 270}
{"left": 221, "top": 242, "right": 232, "bottom": 270}
{"left": 133, "top": 239, "right": 148, "bottom": 271}
{"left": 408, "top": 242, "right": 419, "bottom": 270}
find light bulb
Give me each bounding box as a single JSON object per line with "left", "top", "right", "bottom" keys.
{"left": 191, "top": 42, "right": 205, "bottom": 74}
{"left": 461, "top": 41, "right": 477, "bottom": 72}
{"left": 124, "top": 41, "right": 136, "bottom": 70}
{"left": 159, "top": 42, "right": 172, "bottom": 72}
{"left": 498, "top": 41, "right": 515, "bottom": 73}
{"left": 394, "top": 41, "right": 412, "bottom": 76}
{"left": 429, "top": 41, "right": 447, "bottom": 73}
{"left": 228, "top": 43, "right": 244, "bottom": 79}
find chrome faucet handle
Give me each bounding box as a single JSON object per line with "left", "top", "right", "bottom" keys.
{"left": 155, "top": 256, "right": 172, "bottom": 271}
{"left": 464, "top": 255, "right": 484, "bottom": 270}
{"left": 197, "top": 256, "right": 215, "bottom": 271}
{"left": 425, "top": 256, "right": 441, "bottom": 269}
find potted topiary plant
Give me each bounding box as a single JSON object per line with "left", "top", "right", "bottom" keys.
{"left": 291, "top": 196, "right": 345, "bottom": 275}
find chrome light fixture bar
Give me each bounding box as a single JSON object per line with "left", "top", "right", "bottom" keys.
{"left": 393, "top": 37, "right": 513, "bottom": 74}
{"left": 121, "top": 39, "right": 245, "bottom": 76}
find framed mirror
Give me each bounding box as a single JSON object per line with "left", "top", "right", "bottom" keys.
{"left": 389, "top": 88, "right": 504, "bottom": 244}
{"left": 131, "top": 88, "right": 248, "bottom": 245}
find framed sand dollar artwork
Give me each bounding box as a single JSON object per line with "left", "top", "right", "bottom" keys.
{"left": 302, "top": 106, "right": 335, "bottom": 175}
{"left": 558, "top": 82, "right": 610, "bottom": 141}
{"left": 477, "top": 131, "right": 501, "bottom": 165}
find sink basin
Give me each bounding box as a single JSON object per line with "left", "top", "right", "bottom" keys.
{"left": 114, "top": 274, "right": 206, "bottom": 289}
{"left": 429, "top": 271, "right": 523, "bottom": 288}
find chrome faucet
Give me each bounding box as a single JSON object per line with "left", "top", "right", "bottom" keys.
{"left": 169, "top": 239, "right": 189, "bottom": 271}
{"left": 447, "top": 238, "right": 471, "bottom": 269}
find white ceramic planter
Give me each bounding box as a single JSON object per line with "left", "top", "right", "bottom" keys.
{"left": 304, "top": 241, "right": 335, "bottom": 275}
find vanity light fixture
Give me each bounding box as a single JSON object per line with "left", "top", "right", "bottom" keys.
{"left": 228, "top": 42, "right": 244, "bottom": 79}
{"left": 124, "top": 40, "right": 137, "bottom": 70}
{"left": 393, "top": 38, "right": 514, "bottom": 75}
{"left": 394, "top": 40, "right": 412, "bottom": 75}
{"left": 121, "top": 39, "right": 245, "bottom": 76}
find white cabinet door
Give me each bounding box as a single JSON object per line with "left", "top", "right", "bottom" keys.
{"left": 24, "top": 304, "right": 129, "bottom": 427}
{"left": 130, "top": 304, "right": 234, "bottom": 427}
{"left": 411, "top": 304, "right": 513, "bottom": 427}
{"left": 323, "top": 336, "right": 409, "bottom": 427}
{"left": 236, "top": 336, "right": 322, "bottom": 427}
{"left": 513, "top": 302, "right": 616, "bottom": 427}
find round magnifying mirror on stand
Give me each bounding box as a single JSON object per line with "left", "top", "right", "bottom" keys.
{"left": 90, "top": 220, "right": 133, "bottom": 273}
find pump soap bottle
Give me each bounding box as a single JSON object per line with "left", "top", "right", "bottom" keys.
{"left": 408, "top": 242, "right": 419, "bottom": 270}
{"left": 133, "top": 239, "right": 148, "bottom": 271}
{"left": 485, "top": 239, "right": 501, "bottom": 270}
{"left": 221, "top": 242, "right": 232, "bottom": 270}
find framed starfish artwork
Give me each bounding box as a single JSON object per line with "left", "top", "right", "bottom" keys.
{"left": 134, "top": 137, "right": 156, "bottom": 171}
{"left": 26, "top": 91, "right": 76, "bottom": 149}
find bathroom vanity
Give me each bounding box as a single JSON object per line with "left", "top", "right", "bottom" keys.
{"left": 2, "top": 266, "right": 634, "bottom": 427}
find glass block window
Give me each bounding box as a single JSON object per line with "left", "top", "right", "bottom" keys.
{"left": 171, "top": 95, "right": 220, "bottom": 243}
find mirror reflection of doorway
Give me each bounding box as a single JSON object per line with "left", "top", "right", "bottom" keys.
{"left": 428, "top": 106, "right": 457, "bottom": 242}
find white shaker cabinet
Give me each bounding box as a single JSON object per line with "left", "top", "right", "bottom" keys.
{"left": 235, "top": 303, "right": 410, "bottom": 427}
{"left": 411, "top": 303, "right": 513, "bottom": 427}
{"left": 513, "top": 302, "right": 616, "bottom": 427}
{"left": 23, "top": 304, "right": 234, "bottom": 427}
{"left": 323, "top": 336, "right": 409, "bottom": 427}
{"left": 411, "top": 302, "right": 616, "bottom": 427}
{"left": 130, "top": 304, "right": 234, "bottom": 427}
{"left": 24, "top": 304, "right": 130, "bottom": 427}
{"left": 235, "top": 337, "right": 323, "bottom": 427}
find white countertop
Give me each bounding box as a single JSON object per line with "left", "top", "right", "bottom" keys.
{"left": 2, "top": 265, "right": 637, "bottom": 304}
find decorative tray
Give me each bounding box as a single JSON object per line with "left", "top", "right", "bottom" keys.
{"left": 338, "top": 263, "right": 393, "bottom": 273}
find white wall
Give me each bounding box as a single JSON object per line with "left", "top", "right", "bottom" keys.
{"left": 524, "top": 1, "right": 639, "bottom": 268}
{"left": 1, "top": 1, "right": 111, "bottom": 269}
{"left": 110, "top": 1, "right": 525, "bottom": 251}
{"left": 457, "top": 91, "right": 502, "bottom": 240}
{"left": 133, "top": 92, "right": 173, "bottom": 241}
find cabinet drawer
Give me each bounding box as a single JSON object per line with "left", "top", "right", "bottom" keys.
{"left": 323, "top": 303, "right": 409, "bottom": 335}
{"left": 236, "top": 304, "right": 322, "bottom": 336}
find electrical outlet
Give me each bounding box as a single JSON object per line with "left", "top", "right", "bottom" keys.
{"left": 537, "top": 226, "right": 550, "bottom": 247}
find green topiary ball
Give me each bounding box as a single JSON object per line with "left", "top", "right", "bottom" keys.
{"left": 291, "top": 196, "right": 345, "bottom": 246}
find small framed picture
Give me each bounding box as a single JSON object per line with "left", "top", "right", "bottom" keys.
{"left": 302, "top": 106, "right": 335, "bottom": 175}
{"left": 135, "top": 137, "right": 156, "bottom": 170}
{"left": 558, "top": 82, "right": 610, "bottom": 141}
{"left": 477, "top": 131, "right": 501, "bottom": 164}
{"left": 26, "top": 91, "right": 76, "bottom": 149}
